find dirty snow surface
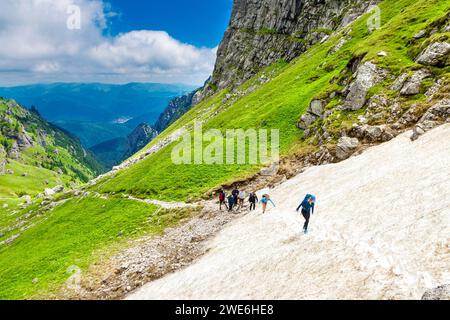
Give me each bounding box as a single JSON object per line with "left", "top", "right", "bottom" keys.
{"left": 128, "top": 125, "right": 450, "bottom": 300}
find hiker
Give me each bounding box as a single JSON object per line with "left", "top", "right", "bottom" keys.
{"left": 260, "top": 194, "right": 275, "bottom": 213}
{"left": 248, "top": 192, "right": 258, "bottom": 211}
{"left": 218, "top": 189, "right": 227, "bottom": 210}
{"left": 296, "top": 194, "right": 316, "bottom": 234}
{"left": 232, "top": 187, "right": 239, "bottom": 208}
{"left": 227, "top": 194, "right": 235, "bottom": 212}
{"left": 237, "top": 190, "right": 246, "bottom": 209}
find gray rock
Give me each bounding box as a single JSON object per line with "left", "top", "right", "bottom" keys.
{"left": 391, "top": 73, "right": 408, "bottom": 91}
{"left": 53, "top": 185, "right": 64, "bottom": 194}
{"left": 377, "top": 51, "right": 388, "bottom": 57}
{"left": 343, "top": 61, "right": 388, "bottom": 110}
{"left": 351, "top": 124, "right": 395, "bottom": 143}
{"left": 411, "top": 99, "right": 450, "bottom": 140}
{"left": 44, "top": 188, "right": 56, "bottom": 196}
{"left": 422, "top": 285, "right": 450, "bottom": 300}
{"left": 416, "top": 42, "right": 450, "bottom": 66}
{"left": 444, "top": 23, "right": 450, "bottom": 32}
{"left": 400, "top": 69, "right": 431, "bottom": 95}
{"left": 307, "top": 100, "right": 324, "bottom": 117}
{"left": 297, "top": 113, "right": 318, "bottom": 130}
{"left": 336, "top": 137, "right": 360, "bottom": 160}
{"left": 413, "top": 30, "right": 426, "bottom": 39}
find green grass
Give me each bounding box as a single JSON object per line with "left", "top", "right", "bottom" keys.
{"left": 0, "top": 160, "right": 61, "bottom": 198}
{"left": 0, "top": 196, "right": 197, "bottom": 299}
{"left": 96, "top": 0, "right": 450, "bottom": 202}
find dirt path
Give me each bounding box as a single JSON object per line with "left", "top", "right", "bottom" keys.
{"left": 126, "top": 195, "right": 199, "bottom": 209}
{"left": 127, "top": 124, "right": 450, "bottom": 300}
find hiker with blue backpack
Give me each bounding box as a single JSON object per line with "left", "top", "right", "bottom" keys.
{"left": 296, "top": 194, "right": 316, "bottom": 234}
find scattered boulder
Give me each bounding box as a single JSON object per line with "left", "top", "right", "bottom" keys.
{"left": 297, "top": 112, "right": 318, "bottom": 130}
{"left": 297, "top": 100, "right": 324, "bottom": 130}
{"left": 21, "top": 172, "right": 28, "bottom": 177}
{"left": 6, "top": 169, "right": 14, "bottom": 175}
{"left": 308, "top": 100, "right": 324, "bottom": 117}
{"left": 400, "top": 69, "right": 431, "bottom": 95}
{"left": 351, "top": 124, "right": 395, "bottom": 143}
{"left": 377, "top": 51, "right": 388, "bottom": 57}
{"left": 416, "top": 42, "right": 450, "bottom": 66}
{"left": 53, "top": 185, "right": 64, "bottom": 194}
{"left": 391, "top": 73, "right": 409, "bottom": 91}
{"left": 413, "top": 30, "right": 426, "bottom": 39}
{"left": 44, "top": 188, "right": 56, "bottom": 196}
{"left": 336, "top": 137, "right": 360, "bottom": 160}
{"left": 444, "top": 24, "right": 450, "bottom": 32}
{"left": 343, "top": 61, "right": 388, "bottom": 110}
{"left": 422, "top": 285, "right": 450, "bottom": 300}
{"left": 411, "top": 99, "right": 450, "bottom": 140}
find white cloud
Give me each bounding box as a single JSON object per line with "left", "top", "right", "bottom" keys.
{"left": 0, "top": 0, "right": 217, "bottom": 86}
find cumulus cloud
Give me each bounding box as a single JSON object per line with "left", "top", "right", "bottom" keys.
{"left": 0, "top": 0, "right": 217, "bottom": 86}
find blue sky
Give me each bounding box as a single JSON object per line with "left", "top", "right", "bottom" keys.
{"left": 106, "top": 0, "right": 233, "bottom": 48}
{"left": 0, "top": 0, "right": 233, "bottom": 86}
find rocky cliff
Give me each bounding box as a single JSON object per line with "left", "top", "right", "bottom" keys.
{"left": 125, "top": 123, "right": 158, "bottom": 158}
{"left": 90, "top": 123, "right": 158, "bottom": 168}
{"left": 210, "top": 0, "right": 378, "bottom": 90}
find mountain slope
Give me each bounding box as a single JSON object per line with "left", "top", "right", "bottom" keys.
{"left": 0, "top": 98, "right": 103, "bottom": 200}
{"left": 128, "top": 124, "right": 450, "bottom": 300}
{"left": 93, "top": 0, "right": 450, "bottom": 202}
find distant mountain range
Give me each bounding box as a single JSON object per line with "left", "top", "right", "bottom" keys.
{"left": 0, "top": 83, "right": 196, "bottom": 148}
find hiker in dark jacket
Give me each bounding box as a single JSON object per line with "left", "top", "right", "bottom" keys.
{"left": 218, "top": 189, "right": 227, "bottom": 210}
{"left": 232, "top": 187, "right": 239, "bottom": 208}
{"left": 227, "top": 194, "right": 235, "bottom": 212}
{"left": 248, "top": 192, "right": 258, "bottom": 211}
{"left": 296, "top": 194, "right": 316, "bottom": 234}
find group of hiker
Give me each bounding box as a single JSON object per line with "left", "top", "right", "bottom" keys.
{"left": 217, "top": 188, "right": 316, "bottom": 234}
{"left": 218, "top": 187, "right": 275, "bottom": 214}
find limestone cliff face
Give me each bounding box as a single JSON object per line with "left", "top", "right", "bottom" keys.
{"left": 211, "top": 0, "right": 378, "bottom": 90}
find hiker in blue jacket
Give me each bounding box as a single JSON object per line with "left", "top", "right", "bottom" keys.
{"left": 260, "top": 194, "right": 275, "bottom": 213}
{"left": 296, "top": 194, "right": 316, "bottom": 234}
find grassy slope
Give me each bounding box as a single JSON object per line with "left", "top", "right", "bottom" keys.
{"left": 0, "top": 98, "right": 104, "bottom": 209}
{"left": 95, "top": 0, "right": 450, "bottom": 202}
{"left": 0, "top": 196, "right": 196, "bottom": 299}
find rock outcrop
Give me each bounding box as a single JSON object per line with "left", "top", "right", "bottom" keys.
{"left": 422, "top": 285, "right": 450, "bottom": 300}
{"left": 343, "top": 61, "right": 388, "bottom": 110}
{"left": 400, "top": 69, "right": 431, "bottom": 96}
{"left": 411, "top": 98, "right": 450, "bottom": 141}
{"left": 416, "top": 42, "right": 450, "bottom": 67}
{"left": 336, "top": 136, "right": 360, "bottom": 160}
{"left": 154, "top": 90, "right": 199, "bottom": 133}
{"left": 125, "top": 123, "right": 158, "bottom": 158}
{"left": 211, "top": 0, "right": 379, "bottom": 90}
